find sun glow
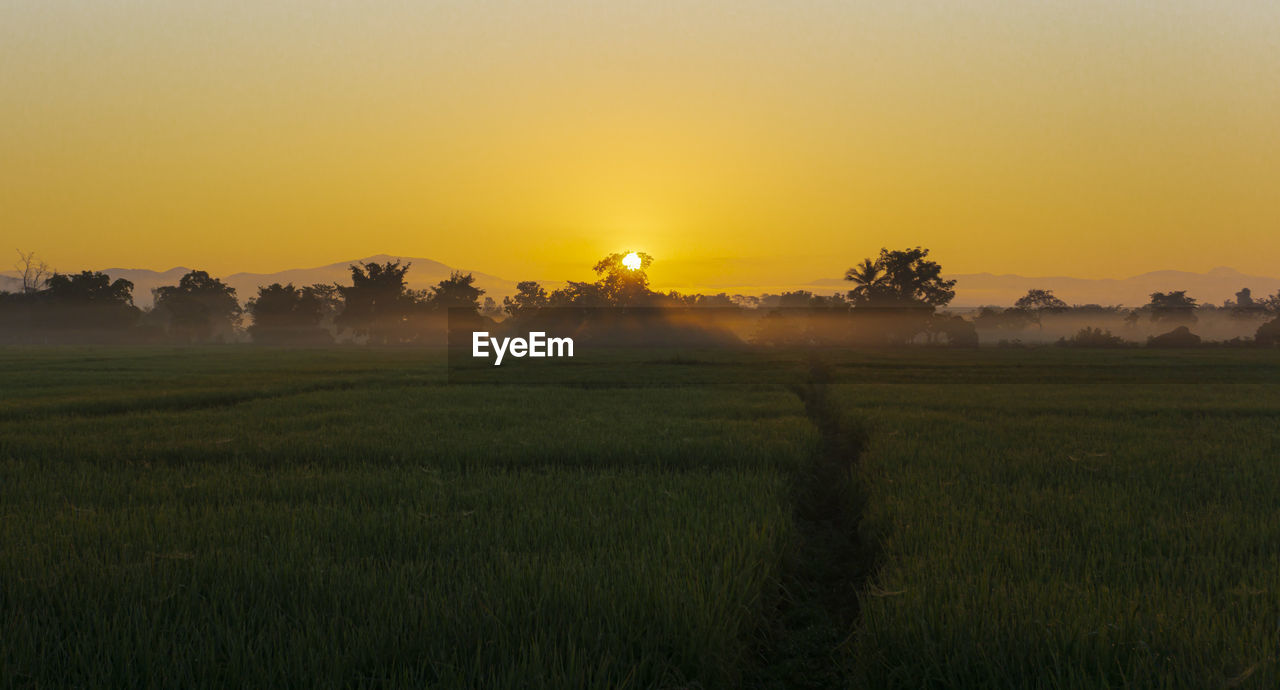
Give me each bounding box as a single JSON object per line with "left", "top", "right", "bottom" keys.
{"left": 622, "top": 252, "right": 643, "bottom": 271}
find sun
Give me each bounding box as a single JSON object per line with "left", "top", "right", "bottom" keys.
{"left": 622, "top": 252, "right": 642, "bottom": 271}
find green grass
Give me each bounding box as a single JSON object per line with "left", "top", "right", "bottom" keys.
{"left": 840, "top": 384, "right": 1280, "bottom": 688}
{"left": 0, "top": 348, "right": 812, "bottom": 688}
{"left": 2, "top": 347, "right": 1279, "bottom": 688}
{"left": 1, "top": 464, "right": 791, "bottom": 689}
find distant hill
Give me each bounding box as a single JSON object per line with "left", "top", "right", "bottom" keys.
{"left": 810, "top": 267, "right": 1280, "bottom": 307}
{"left": 217, "top": 255, "right": 527, "bottom": 310}
{"left": 0, "top": 274, "right": 24, "bottom": 293}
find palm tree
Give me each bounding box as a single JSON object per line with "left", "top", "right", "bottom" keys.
{"left": 844, "top": 258, "right": 884, "bottom": 303}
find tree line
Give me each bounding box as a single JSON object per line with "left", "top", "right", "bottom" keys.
{"left": 4, "top": 248, "right": 1279, "bottom": 347}
{"left": 0, "top": 254, "right": 487, "bottom": 345}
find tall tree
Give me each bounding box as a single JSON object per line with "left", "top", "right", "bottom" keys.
{"left": 1227, "top": 287, "right": 1267, "bottom": 318}
{"left": 1011, "top": 288, "right": 1069, "bottom": 330}
{"left": 246, "top": 283, "right": 333, "bottom": 344}
{"left": 1260, "top": 291, "right": 1280, "bottom": 315}
{"left": 41, "top": 271, "right": 140, "bottom": 330}
{"left": 541, "top": 254, "right": 655, "bottom": 308}
{"left": 152, "top": 270, "right": 242, "bottom": 343}
{"left": 503, "top": 281, "right": 549, "bottom": 318}
{"left": 845, "top": 247, "right": 955, "bottom": 309}
{"left": 547, "top": 280, "right": 608, "bottom": 308}
{"left": 592, "top": 252, "right": 655, "bottom": 306}
{"left": 481, "top": 296, "right": 502, "bottom": 319}
{"left": 1014, "top": 289, "right": 1069, "bottom": 313}
{"left": 844, "top": 258, "right": 887, "bottom": 305}
{"left": 844, "top": 247, "right": 955, "bottom": 345}
{"left": 1257, "top": 317, "right": 1280, "bottom": 346}
{"left": 335, "top": 261, "right": 414, "bottom": 344}
{"left": 972, "top": 306, "right": 1036, "bottom": 332}
{"left": 14, "top": 250, "right": 51, "bottom": 293}
{"left": 428, "top": 271, "right": 485, "bottom": 313}
{"left": 304, "top": 283, "right": 343, "bottom": 331}
{"left": 1146, "top": 291, "right": 1198, "bottom": 323}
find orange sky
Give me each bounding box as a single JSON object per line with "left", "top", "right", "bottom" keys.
{"left": 2, "top": 1, "right": 1278, "bottom": 289}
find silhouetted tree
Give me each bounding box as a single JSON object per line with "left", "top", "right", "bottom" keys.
{"left": 304, "top": 283, "right": 343, "bottom": 332}
{"left": 1226, "top": 287, "right": 1269, "bottom": 318}
{"left": 246, "top": 283, "right": 333, "bottom": 344}
{"left": 152, "top": 270, "right": 242, "bottom": 343}
{"left": 1257, "top": 317, "right": 1280, "bottom": 347}
{"left": 692, "top": 293, "right": 737, "bottom": 308}
{"left": 592, "top": 252, "right": 655, "bottom": 305}
{"left": 878, "top": 247, "right": 955, "bottom": 307}
{"left": 40, "top": 271, "right": 140, "bottom": 331}
{"left": 1007, "top": 289, "right": 1068, "bottom": 330}
{"left": 1071, "top": 304, "right": 1127, "bottom": 316}
{"left": 1014, "top": 289, "right": 1069, "bottom": 313}
{"left": 1259, "top": 291, "right": 1280, "bottom": 316}
{"left": 0, "top": 292, "right": 25, "bottom": 340}
{"left": 481, "top": 296, "right": 502, "bottom": 319}
{"left": 1058, "top": 327, "right": 1129, "bottom": 348}
{"left": 1146, "top": 291, "right": 1198, "bottom": 323}
{"left": 423, "top": 271, "right": 486, "bottom": 344}
{"left": 428, "top": 271, "right": 485, "bottom": 313}
{"left": 845, "top": 247, "right": 955, "bottom": 344}
{"left": 44, "top": 271, "right": 131, "bottom": 301}
{"left": 548, "top": 280, "right": 608, "bottom": 307}
{"left": 661, "top": 290, "right": 696, "bottom": 307}
{"left": 0, "top": 269, "right": 139, "bottom": 342}
{"left": 14, "top": 250, "right": 52, "bottom": 293}
{"left": 808, "top": 293, "right": 849, "bottom": 310}
{"left": 846, "top": 247, "right": 955, "bottom": 309}
{"left": 926, "top": 314, "right": 979, "bottom": 347}
{"left": 844, "top": 258, "right": 887, "bottom": 305}
{"left": 755, "top": 291, "right": 851, "bottom": 346}
{"left": 972, "top": 306, "right": 1036, "bottom": 332}
{"left": 503, "top": 281, "right": 549, "bottom": 317}
{"left": 777, "top": 290, "right": 816, "bottom": 308}
{"left": 335, "top": 261, "right": 414, "bottom": 344}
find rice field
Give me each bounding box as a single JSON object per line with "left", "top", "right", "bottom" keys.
{"left": 1, "top": 347, "right": 1278, "bottom": 687}
{"left": 0, "top": 348, "right": 812, "bottom": 688}
{"left": 840, "top": 384, "right": 1280, "bottom": 688}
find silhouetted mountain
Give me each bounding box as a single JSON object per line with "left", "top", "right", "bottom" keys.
{"left": 93, "top": 267, "right": 196, "bottom": 307}
{"left": 220, "top": 255, "right": 524, "bottom": 309}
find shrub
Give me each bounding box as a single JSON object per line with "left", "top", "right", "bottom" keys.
{"left": 1257, "top": 317, "right": 1280, "bottom": 347}
{"left": 1057, "top": 327, "right": 1130, "bottom": 348}
{"left": 1147, "top": 325, "right": 1201, "bottom": 348}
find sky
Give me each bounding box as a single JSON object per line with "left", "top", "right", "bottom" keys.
{"left": 2, "top": 0, "right": 1278, "bottom": 290}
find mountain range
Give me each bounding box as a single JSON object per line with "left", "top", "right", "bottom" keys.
{"left": 2, "top": 257, "right": 1277, "bottom": 309}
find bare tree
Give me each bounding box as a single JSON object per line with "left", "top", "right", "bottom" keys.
{"left": 15, "top": 250, "right": 52, "bottom": 293}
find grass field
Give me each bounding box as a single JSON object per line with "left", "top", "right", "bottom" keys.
{"left": 2, "top": 346, "right": 1278, "bottom": 687}
{"left": 0, "top": 348, "right": 814, "bottom": 688}
{"left": 842, "top": 384, "right": 1280, "bottom": 688}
